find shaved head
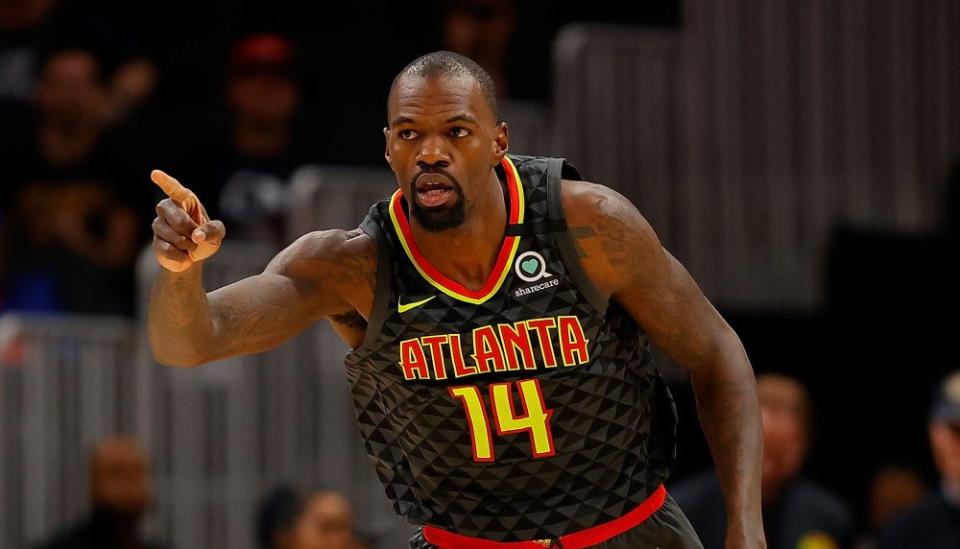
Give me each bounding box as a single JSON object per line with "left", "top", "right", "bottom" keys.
{"left": 383, "top": 51, "right": 510, "bottom": 236}
{"left": 388, "top": 50, "right": 499, "bottom": 123}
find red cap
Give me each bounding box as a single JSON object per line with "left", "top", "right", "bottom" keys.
{"left": 229, "top": 33, "right": 295, "bottom": 72}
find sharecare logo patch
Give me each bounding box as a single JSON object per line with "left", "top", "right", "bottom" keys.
{"left": 514, "top": 278, "right": 560, "bottom": 298}
{"left": 513, "top": 250, "right": 559, "bottom": 297}
{"left": 514, "top": 251, "right": 551, "bottom": 282}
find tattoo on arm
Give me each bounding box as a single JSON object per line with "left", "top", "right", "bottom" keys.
{"left": 342, "top": 227, "right": 378, "bottom": 295}
{"left": 210, "top": 228, "right": 376, "bottom": 358}
{"left": 206, "top": 272, "right": 319, "bottom": 359}
{"left": 596, "top": 214, "right": 634, "bottom": 265}
{"left": 568, "top": 207, "right": 635, "bottom": 266}
{"left": 567, "top": 225, "right": 597, "bottom": 258}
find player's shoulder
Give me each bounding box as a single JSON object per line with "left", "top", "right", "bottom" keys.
{"left": 267, "top": 227, "right": 376, "bottom": 285}
{"left": 558, "top": 178, "right": 659, "bottom": 256}
{"left": 289, "top": 227, "right": 375, "bottom": 262}
{"left": 555, "top": 179, "right": 663, "bottom": 294}
{"left": 558, "top": 178, "right": 646, "bottom": 230}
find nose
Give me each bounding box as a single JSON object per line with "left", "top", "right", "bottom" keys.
{"left": 416, "top": 134, "right": 451, "bottom": 168}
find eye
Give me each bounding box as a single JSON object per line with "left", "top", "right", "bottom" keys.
{"left": 398, "top": 129, "right": 418, "bottom": 140}
{"left": 450, "top": 127, "right": 469, "bottom": 138}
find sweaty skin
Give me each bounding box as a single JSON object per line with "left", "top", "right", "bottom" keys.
{"left": 148, "top": 72, "right": 764, "bottom": 548}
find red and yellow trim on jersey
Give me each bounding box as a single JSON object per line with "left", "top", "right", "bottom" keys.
{"left": 422, "top": 484, "right": 668, "bottom": 548}
{"left": 388, "top": 156, "right": 525, "bottom": 305}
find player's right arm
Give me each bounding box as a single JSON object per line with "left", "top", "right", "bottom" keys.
{"left": 147, "top": 170, "right": 375, "bottom": 367}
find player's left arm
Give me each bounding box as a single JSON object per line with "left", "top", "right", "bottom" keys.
{"left": 563, "top": 179, "right": 765, "bottom": 549}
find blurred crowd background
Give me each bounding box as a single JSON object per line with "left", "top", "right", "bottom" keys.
{"left": 1, "top": 0, "right": 960, "bottom": 548}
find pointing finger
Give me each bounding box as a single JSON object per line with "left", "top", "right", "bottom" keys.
{"left": 151, "top": 169, "right": 191, "bottom": 203}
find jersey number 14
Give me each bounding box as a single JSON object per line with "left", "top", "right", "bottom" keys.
{"left": 448, "top": 379, "right": 556, "bottom": 462}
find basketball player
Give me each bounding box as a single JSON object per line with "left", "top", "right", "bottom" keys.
{"left": 148, "top": 52, "right": 764, "bottom": 548}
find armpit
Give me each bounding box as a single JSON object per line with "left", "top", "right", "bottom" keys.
{"left": 330, "top": 309, "right": 368, "bottom": 331}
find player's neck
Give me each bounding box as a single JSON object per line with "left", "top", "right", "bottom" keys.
{"left": 409, "top": 171, "right": 507, "bottom": 292}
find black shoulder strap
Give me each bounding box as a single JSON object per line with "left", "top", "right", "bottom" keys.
{"left": 504, "top": 218, "right": 567, "bottom": 237}
{"left": 545, "top": 158, "right": 609, "bottom": 314}
{"left": 357, "top": 202, "right": 393, "bottom": 349}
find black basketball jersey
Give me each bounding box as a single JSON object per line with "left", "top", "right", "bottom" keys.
{"left": 344, "top": 155, "right": 678, "bottom": 542}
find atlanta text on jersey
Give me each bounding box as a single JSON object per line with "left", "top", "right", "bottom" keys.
{"left": 398, "top": 315, "right": 591, "bottom": 381}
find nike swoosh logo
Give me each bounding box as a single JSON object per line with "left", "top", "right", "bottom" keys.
{"left": 398, "top": 295, "right": 436, "bottom": 313}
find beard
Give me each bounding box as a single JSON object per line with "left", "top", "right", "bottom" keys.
{"left": 409, "top": 171, "right": 466, "bottom": 232}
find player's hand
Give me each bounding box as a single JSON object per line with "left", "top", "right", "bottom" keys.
{"left": 150, "top": 170, "right": 225, "bottom": 273}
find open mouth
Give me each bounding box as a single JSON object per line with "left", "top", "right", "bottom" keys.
{"left": 415, "top": 173, "right": 456, "bottom": 208}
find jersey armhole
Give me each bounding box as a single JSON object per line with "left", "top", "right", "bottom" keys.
{"left": 356, "top": 215, "right": 392, "bottom": 350}
{"left": 546, "top": 158, "right": 609, "bottom": 315}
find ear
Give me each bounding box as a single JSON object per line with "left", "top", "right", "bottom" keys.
{"left": 383, "top": 126, "right": 393, "bottom": 167}
{"left": 493, "top": 121, "right": 509, "bottom": 165}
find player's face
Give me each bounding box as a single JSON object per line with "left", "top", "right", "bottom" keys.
{"left": 385, "top": 74, "right": 507, "bottom": 232}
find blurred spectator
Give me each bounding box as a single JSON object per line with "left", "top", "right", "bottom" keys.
{"left": 0, "top": 45, "right": 145, "bottom": 314}
{"left": 878, "top": 371, "right": 960, "bottom": 548}
{"left": 170, "top": 32, "right": 316, "bottom": 243}
{"left": 0, "top": 0, "right": 60, "bottom": 128}
{"left": 0, "top": 1, "right": 157, "bottom": 136}
{"left": 255, "top": 485, "right": 369, "bottom": 549}
{"left": 855, "top": 465, "right": 927, "bottom": 549}
{"left": 437, "top": 0, "right": 556, "bottom": 104}
{"left": 672, "top": 373, "right": 854, "bottom": 549}
{"left": 291, "top": 490, "right": 364, "bottom": 549}
{"left": 255, "top": 484, "right": 299, "bottom": 549}
{"left": 33, "top": 436, "right": 165, "bottom": 549}
{"left": 441, "top": 0, "right": 516, "bottom": 97}
{"left": 439, "top": 0, "right": 552, "bottom": 153}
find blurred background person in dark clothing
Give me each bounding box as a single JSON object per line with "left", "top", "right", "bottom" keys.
{"left": 878, "top": 371, "right": 960, "bottom": 549}
{"left": 0, "top": 0, "right": 157, "bottom": 137}
{"left": 0, "top": 44, "right": 147, "bottom": 314}
{"left": 255, "top": 484, "right": 299, "bottom": 549}
{"left": 290, "top": 489, "right": 366, "bottom": 549}
{"left": 169, "top": 32, "right": 315, "bottom": 244}
{"left": 672, "top": 373, "right": 854, "bottom": 549}
{"left": 439, "top": 0, "right": 552, "bottom": 153}
{"left": 0, "top": 0, "right": 59, "bottom": 128}
{"left": 255, "top": 485, "right": 368, "bottom": 549}
{"left": 854, "top": 465, "right": 927, "bottom": 549}
{"left": 441, "top": 0, "right": 516, "bottom": 97}
{"left": 33, "top": 436, "right": 165, "bottom": 549}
